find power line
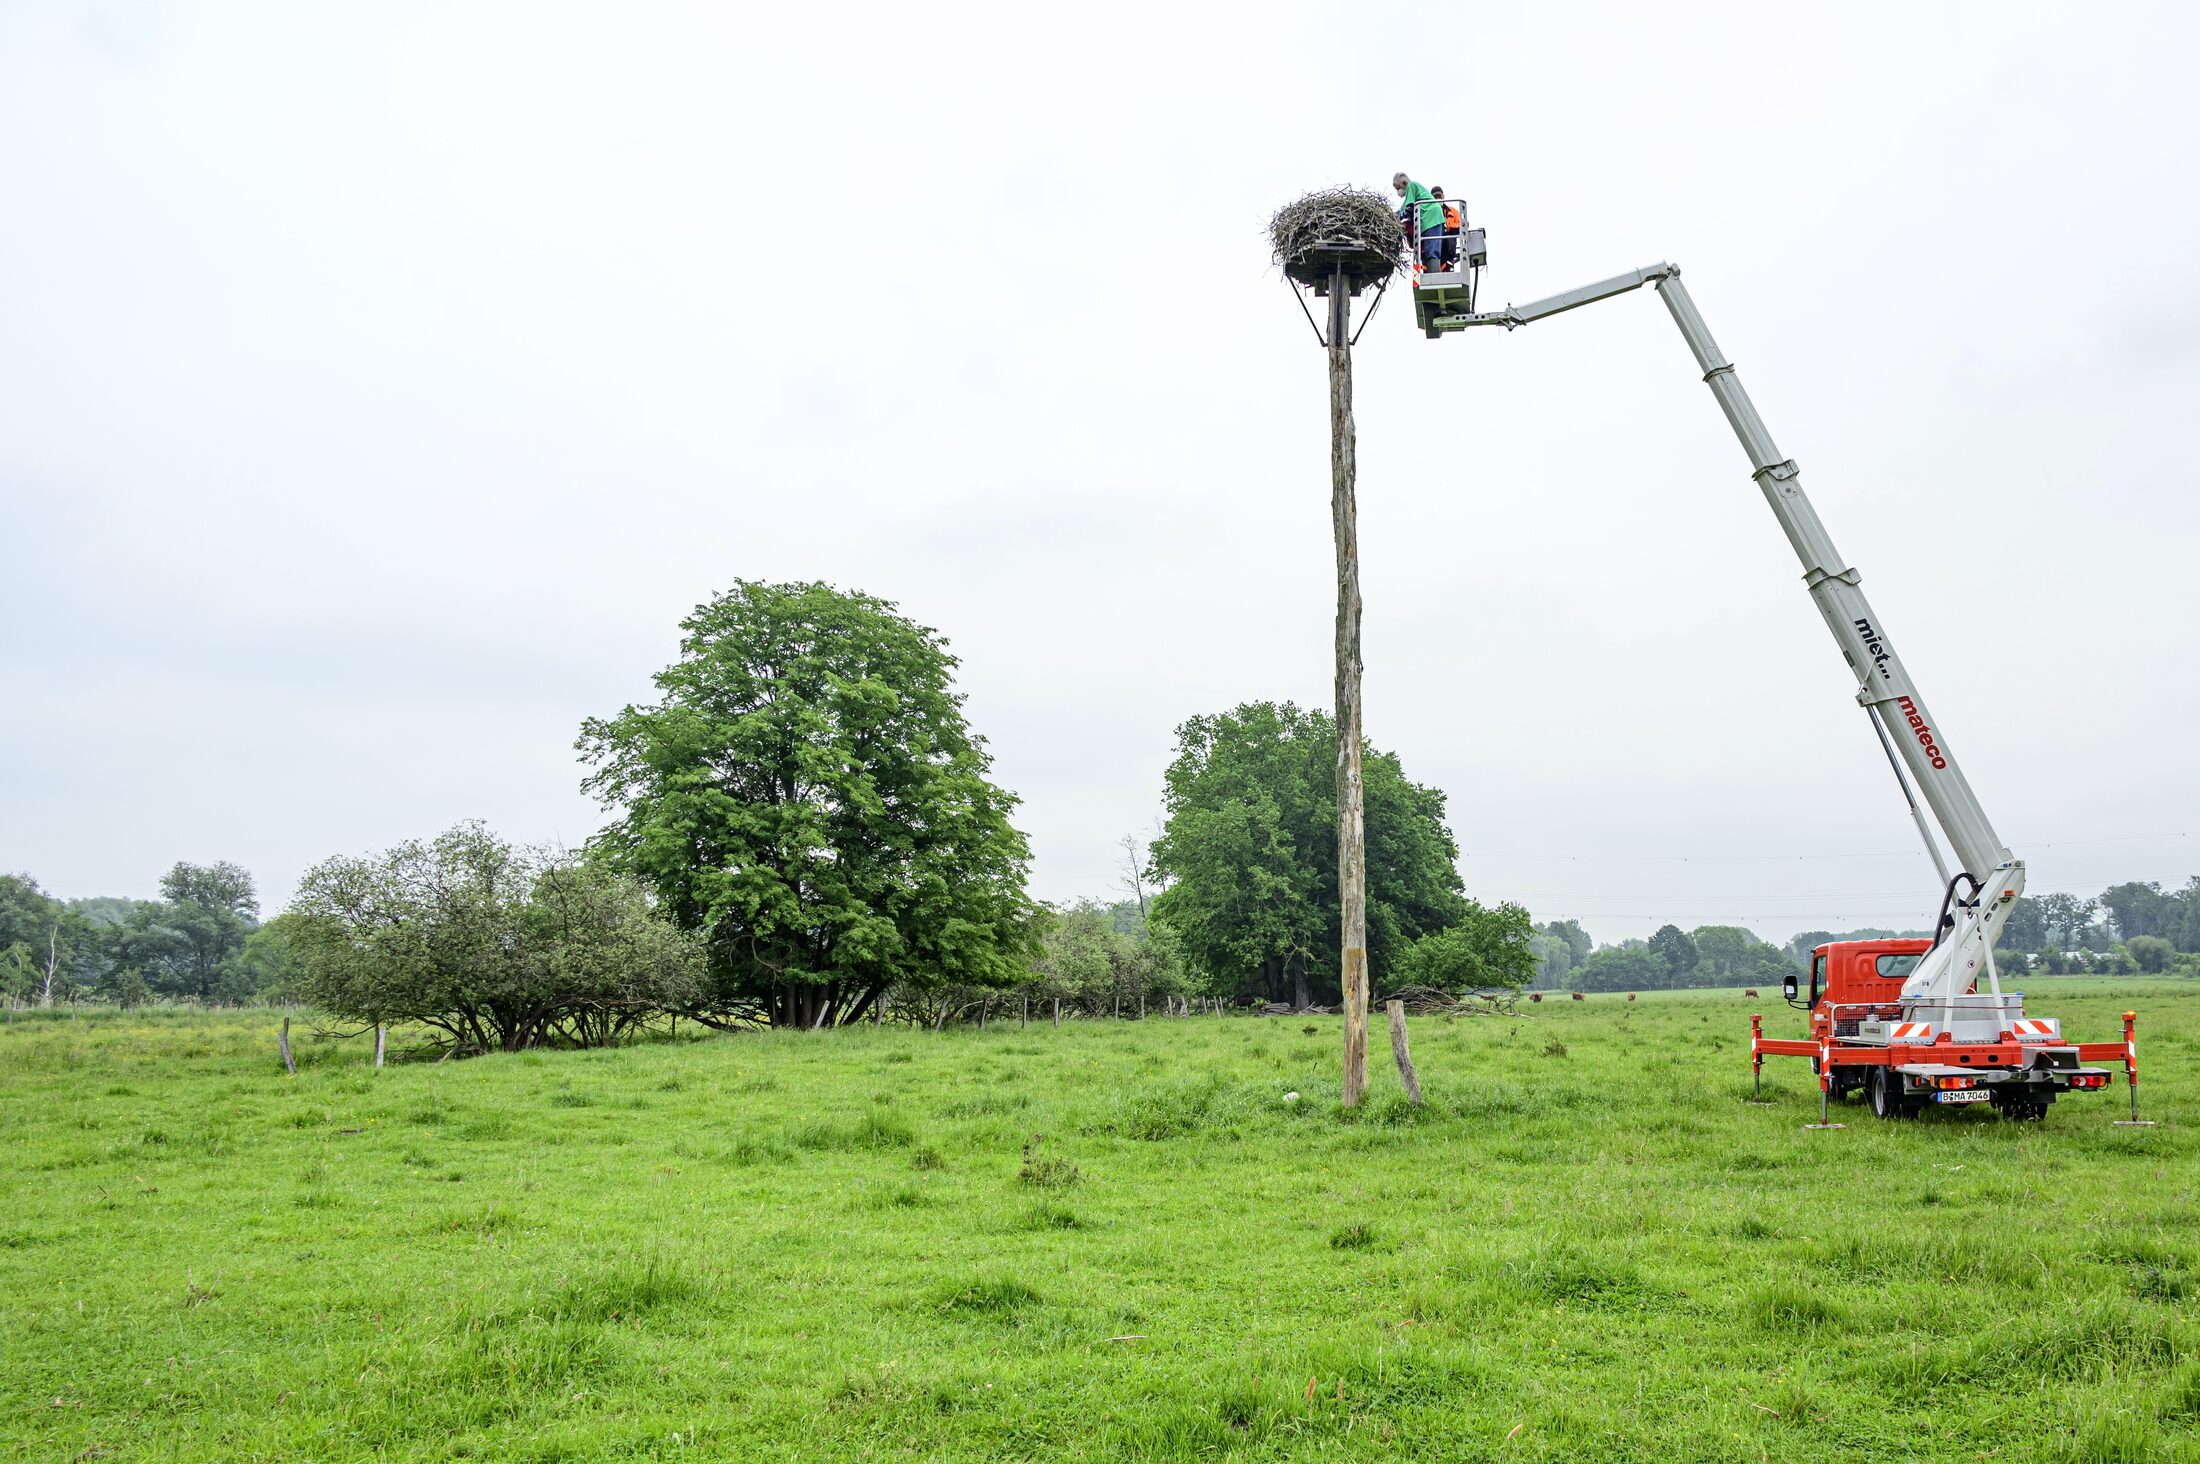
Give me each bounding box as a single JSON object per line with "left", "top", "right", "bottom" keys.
{"left": 1459, "top": 829, "right": 2195, "bottom": 864}
{"left": 1529, "top": 911, "right": 1928, "bottom": 921}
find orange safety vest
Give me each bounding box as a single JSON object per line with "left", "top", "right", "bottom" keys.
{"left": 1442, "top": 202, "right": 1462, "bottom": 231}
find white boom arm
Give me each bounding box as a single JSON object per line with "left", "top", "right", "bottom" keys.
{"left": 1434, "top": 265, "right": 2019, "bottom": 1003}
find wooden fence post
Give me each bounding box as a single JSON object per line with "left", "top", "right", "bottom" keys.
{"left": 373, "top": 1024, "right": 386, "bottom": 1068}
{"left": 1385, "top": 999, "right": 1422, "bottom": 1106}
{"left": 278, "top": 1017, "right": 297, "bottom": 1077}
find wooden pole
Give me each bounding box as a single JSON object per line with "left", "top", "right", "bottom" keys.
{"left": 278, "top": 1017, "right": 297, "bottom": 1077}
{"left": 1330, "top": 267, "right": 1370, "bottom": 1108}
{"left": 1385, "top": 999, "right": 1423, "bottom": 1106}
{"left": 373, "top": 1024, "right": 386, "bottom": 1068}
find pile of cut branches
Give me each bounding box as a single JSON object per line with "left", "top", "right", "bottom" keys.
{"left": 1269, "top": 188, "right": 1405, "bottom": 291}
{"left": 1381, "top": 985, "right": 1523, "bottom": 1016}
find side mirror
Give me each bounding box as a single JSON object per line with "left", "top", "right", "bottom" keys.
{"left": 1781, "top": 974, "right": 1798, "bottom": 1003}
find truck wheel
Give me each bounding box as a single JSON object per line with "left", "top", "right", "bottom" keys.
{"left": 1869, "top": 1067, "right": 1907, "bottom": 1120}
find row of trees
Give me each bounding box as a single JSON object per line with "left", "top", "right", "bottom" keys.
{"left": 1, "top": 862, "right": 298, "bottom": 1011}
{"left": 11, "top": 581, "right": 2190, "bottom": 1036}
{"left": 1529, "top": 920, "right": 1799, "bottom": 993}
{"left": 1520, "top": 876, "right": 2200, "bottom": 995}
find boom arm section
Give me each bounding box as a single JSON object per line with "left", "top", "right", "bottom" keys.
{"left": 1434, "top": 264, "right": 2020, "bottom": 1003}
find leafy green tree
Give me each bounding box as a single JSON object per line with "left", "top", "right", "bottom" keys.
{"left": 235, "top": 914, "right": 313, "bottom": 1004}
{"left": 0, "top": 874, "right": 87, "bottom": 1007}
{"left": 1999, "top": 896, "right": 2047, "bottom": 952}
{"left": 1146, "top": 701, "right": 1472, "bottom": 1006}
{"left": 1576, "top": 944, "right": 1665, "bottom": 993}
{"left": 1540, "top": 919, "right": 1592, "bottom": 967}
{"left": 580, "top": 582, "right": 1037, "bottom": 1029}
{"left": 1688, "top": 925, "right": 1793, "bottom": 988}
{"left": 2126, "top": 934, "right": 2175, "bottom": 973}
{"left": 1391, "top": 903, "right": 1535, "bottom": 993}
{"left": 1028, "top": 902, "right": 1118, "bottom": 1016}
{"left": 290, "top": 823, "right": 702, "bottom": 1051}
{"left": 1020, "top": 899, "right": 1192, "bottom": 1020}
{"left": 146, "top": 861, "right": 259, "bottom": 999}
{"left": 2100, "top": 882, "right": 2171, "bottom": 943}
{"left": 66, "top": 896, "right": 153, "bottom": 930}
{"left": 1648, "top": 924, "right": 1699, "bottom": 985}
{"left": 105, "top": 968, "right": 151, "bottom": 1009}
{"left": 2035, "top": 893, "right": 2098, "bottom": 951}
{"left": 102, "top": 907, "right": 192, "bottom": 996}
{"left": 1527, "top": 931, "right": 1576, "bottom": 988}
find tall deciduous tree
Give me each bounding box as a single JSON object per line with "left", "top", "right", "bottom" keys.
{"left": 156, "top": 860, "right": 259, "bottom": 999}
{"left": 579, "top": 582, "right": 1037, "bottom": 1028}
{"left": 1647, "top": 924, "right": 1700, "bottom": 983}
{"left": 1147, "top": 701, "right": 1500, "bottom": 1006}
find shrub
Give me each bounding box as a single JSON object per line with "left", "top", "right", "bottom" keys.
{"left": 289, "top": 824, "right": 703, "bottom": 1052}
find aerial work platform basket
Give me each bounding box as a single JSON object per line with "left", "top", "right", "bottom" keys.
{"left": 1412, "top": 223, "right": 1486, "bottom": 337}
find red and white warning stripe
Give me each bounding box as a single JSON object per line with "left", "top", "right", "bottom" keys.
{"left": 1891, "top": 1022, "right": 1933, "bottom": 1042}
{"left": 2010, "top": 1019, "right": 2058, "bottom": 1040}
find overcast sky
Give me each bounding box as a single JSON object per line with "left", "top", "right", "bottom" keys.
{"left": 4, "top": 1, "right": 2197, "bottom": 946}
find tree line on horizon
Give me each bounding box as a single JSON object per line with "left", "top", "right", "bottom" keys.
{"left": 7, "top": 581, "right": 2195, "bottom": 1037}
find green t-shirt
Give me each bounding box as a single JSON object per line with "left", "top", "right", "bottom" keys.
{"left": 1399, "top": 180, "right": 1442, "bottom": 232}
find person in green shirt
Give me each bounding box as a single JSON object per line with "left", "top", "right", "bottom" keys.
{"left": 1392, "top": 172, "right": 1445, "bottom": 272}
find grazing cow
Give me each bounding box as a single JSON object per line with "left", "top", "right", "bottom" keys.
{"left": 1745, "top": 988, "right": 1758, "bottom": 997}
{"left": 1530, "top": 992, "right": 1543, "bottom": 1003}
{"left": 1570, "top": 992, "right": 1585, "bottom": 1002}
{"left": 1626, "top": 993, "right": 1637, "bottom": 1001}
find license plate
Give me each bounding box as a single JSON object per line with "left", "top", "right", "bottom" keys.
{"left": 1935, "top": 1089, "right": 1992, "bottom": 1104}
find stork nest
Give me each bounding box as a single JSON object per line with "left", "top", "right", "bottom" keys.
{"left": 1269, "top": 188, "right": 1404, "bottom": 294}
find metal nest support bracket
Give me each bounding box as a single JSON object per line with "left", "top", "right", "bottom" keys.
{"left": 1282, "top": 248, "right": 1398, "bottom": 350}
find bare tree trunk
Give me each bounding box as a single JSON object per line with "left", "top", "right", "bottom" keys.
{"left": 1330, "top": 272, "right": 1370, "bottom": 1108}
{"left": 1385, "top": 999, "right": 1423, "bottom": 1106}
{"left": 1117, "top": 833, "right": 1151, "bottom": 921}
{"left": 1052, "top": 997, "right": 1060, "bottom": 1027}
{"left": 278, "top": 1017, "right": 297, "bottom": 1076}
{"left": 1021, "top": 997, "right": 1028, "bottom": 1028}
{"left": 373, "top": 1025, "right": 386, "bottom": 1068}
{"left": 40, "top": 925, "right": 57, "bottom": 1007}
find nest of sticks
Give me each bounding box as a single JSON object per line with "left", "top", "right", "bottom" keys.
{"left": 1269, "top": 188, "right": 1404, "bottom": 294}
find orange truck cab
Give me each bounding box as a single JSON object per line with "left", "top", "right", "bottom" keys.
{"left": 1766, "top": 938, "right": 2121, "bottom": 1119}
{"left": 1784, "top": 938, "right": 1931, "bottom": 1039}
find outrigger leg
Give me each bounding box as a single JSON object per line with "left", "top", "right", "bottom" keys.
{"left": 1804, "top": 1038, "right": 1845, "bottom": 1131}
{"left": 2113, "top": 1010, "right": 2156, "bottom": 1127}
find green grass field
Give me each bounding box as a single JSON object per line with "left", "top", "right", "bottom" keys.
{"left": 4, "top": 980, "right": 2197, "bottom": 1462}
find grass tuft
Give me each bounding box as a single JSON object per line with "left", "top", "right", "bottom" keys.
{"left": 929, "top": 1276, "right": 1043, "bottom": 1317}
{"left": 1018, "top": 1135, "right": 1081, "bottom": 1188}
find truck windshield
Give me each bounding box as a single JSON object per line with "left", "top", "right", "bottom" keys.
{"left": 1876, "top": 954, "right": 1922, "bottom": 978}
